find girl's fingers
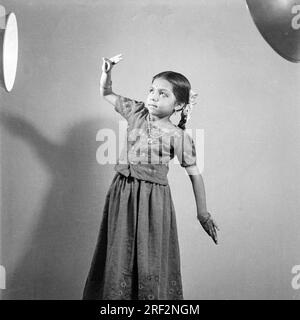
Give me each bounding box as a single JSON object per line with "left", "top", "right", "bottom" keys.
{"left": 101, "top": 54, "right": 123, "bottom": 70}
{"left": 199, "top": 217, "right": 219, "bottom": 244}
{"left": 113, "top": 53, "right": 123, "bottom": 60}
{"left": 212, "top": 219, "right": 220, "bottom": 231}
{"left": 210, "top": 225, "right": 217, "bottom": 243}
{"left": 213, "top": 230, "right": 218, "bottom": 244}
{"left": 101, "top": 55, "right": 123, "bottom": 73}
{"left": 109, "top": 53, "right": 123, "bottom": 64}
{"left": 110, "top": 53, "right": 122, "bottom": 59}
{"left": 209, "top": 222, "right": 218, "bottom": 244}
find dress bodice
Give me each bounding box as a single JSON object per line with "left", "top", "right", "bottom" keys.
{"left": 113, "top": 95, "right": 197, "bottom": 185}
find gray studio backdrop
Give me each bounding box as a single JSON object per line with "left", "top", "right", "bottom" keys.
{"left": 0, "top": 0, "right": 299, "bottom": 300}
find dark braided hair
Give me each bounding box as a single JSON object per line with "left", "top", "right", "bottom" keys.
{"left": 152, "top": 71, "right": 191, "bottom": 130}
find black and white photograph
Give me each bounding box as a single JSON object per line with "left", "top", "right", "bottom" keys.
{"left": 0, "top": 0, "right": 299, "bottom": 303}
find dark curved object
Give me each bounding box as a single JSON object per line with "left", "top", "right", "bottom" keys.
{"left": 246, "top": 0, "right": 300, "bottom": 63}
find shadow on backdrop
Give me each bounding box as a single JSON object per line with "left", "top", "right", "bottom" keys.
{"left": 0, "top": 111, "right": 118, "bottom": 299}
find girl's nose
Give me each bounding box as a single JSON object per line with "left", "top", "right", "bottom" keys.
{"left": 150, "top": 91, "right": 159, "bottom": 101}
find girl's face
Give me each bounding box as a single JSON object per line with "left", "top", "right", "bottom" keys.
{"left": 146, "top": 78, "right": 183, "bottom": 118}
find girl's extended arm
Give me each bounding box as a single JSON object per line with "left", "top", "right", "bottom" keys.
{"left": 186, "top": 166, "right": 219, "bottom": 244}
{"left": 189, "top": 171, "right": 208, "bottom": 215}
{"left": 99, "top": 54, "right": 123, "bottom": 106}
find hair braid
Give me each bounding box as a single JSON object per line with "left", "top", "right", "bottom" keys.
{"left": 177, "top": 107, "right": 188, "bottom": 130}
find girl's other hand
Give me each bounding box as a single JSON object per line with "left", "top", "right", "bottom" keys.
{"left": 197, "top": 215, "right": 219, "bottom": 245}
{"left": 102, "top": 53, "right": 123, "bottom": 73}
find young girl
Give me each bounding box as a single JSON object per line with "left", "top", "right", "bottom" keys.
{"left": 82, "top": 54, "right": 219, "bottom": 300}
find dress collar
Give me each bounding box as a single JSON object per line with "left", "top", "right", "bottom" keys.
{"left": 146, "top": 111, "right": 172, "bottom": 127}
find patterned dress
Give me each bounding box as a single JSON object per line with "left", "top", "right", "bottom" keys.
{"left": 82, "top": 95, "right": 197, "bottom": 300}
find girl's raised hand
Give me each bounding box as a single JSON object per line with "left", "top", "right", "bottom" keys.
{"left": 197, "top": 214, "right": 219, "bottom": 245}
{"left": 102, "top": 53, "right": 123, "bottom": 73}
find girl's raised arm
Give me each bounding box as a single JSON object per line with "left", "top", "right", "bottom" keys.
{"left": 99, "top": 54, "right": 123, "bottom": 106}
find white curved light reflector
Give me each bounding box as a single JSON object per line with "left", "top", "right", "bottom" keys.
{"left": 3, "top": 12, "right": 18, "bottom": 92}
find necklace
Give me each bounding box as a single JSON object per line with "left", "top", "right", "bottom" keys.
{"left": 146, "top": 114, "right": 165, "bottom": 144}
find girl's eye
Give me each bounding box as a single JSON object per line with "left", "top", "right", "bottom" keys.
{"left": 149, "top": 89, "right": 167, "bottom": 97}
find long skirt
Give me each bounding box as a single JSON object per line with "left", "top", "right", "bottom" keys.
{"left": 82, "top": 172, "right": 184, "bottom": 300}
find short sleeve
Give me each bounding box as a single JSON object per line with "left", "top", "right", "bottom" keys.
{"left": 114, "top": 95, "right": 146, "bottom": 121}
{"left": 175, "top": 129, "right": 197, "bottom": 167}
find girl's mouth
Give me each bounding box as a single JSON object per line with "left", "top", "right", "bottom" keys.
{"left": 148, "top": 104, "right": 158, "bottom": 108}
